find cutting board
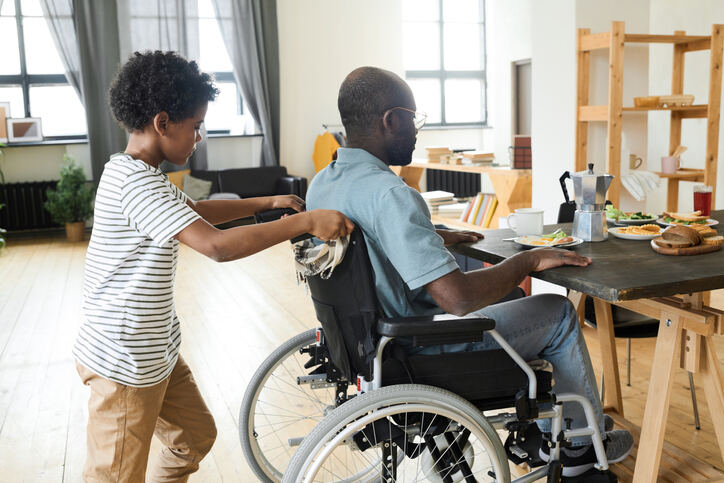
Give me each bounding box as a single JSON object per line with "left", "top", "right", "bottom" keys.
{"left": 650, "top": 238, "right": 721, "bottom": 255}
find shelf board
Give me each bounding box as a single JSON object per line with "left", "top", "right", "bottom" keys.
{"left": 410, "top": 160, "right": 531, "bottom": 176}
{"left": 579, "top": 104, "right": 708, "bottom": 122}
{"left": 430, "top": 214, "right": 489, "bottom": 231}
{"left": 653, "top": 168, "right": 705, "bottom": 181}
{"left": 623, "top": 33, "right": 710, "bottom": 44}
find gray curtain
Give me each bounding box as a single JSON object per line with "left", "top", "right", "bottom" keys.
{"left": 116, "top": 0, "right": 208, "bottom": 172}
{"left": 39, "top": 0, "right": 83, "bottom": 101}
{"left": 211, "top": 0, "right": 280, "bottom": 167}
{"left": 73, "top": 0, "right": 127, "bottom": 183}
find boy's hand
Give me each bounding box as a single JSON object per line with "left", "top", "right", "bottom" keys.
{"left": 271, "top": 194, "right": 305, "bottom": 212}
{"left": 437, "top": 228, "right": 484, "bottom": 246}
{"left": 307, "top": 210, "right": 355, "bottom": 242}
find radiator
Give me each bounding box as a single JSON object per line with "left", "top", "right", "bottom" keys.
{"left": 426, "top": 170, "right": 481, "bottom": 198}
{"left": 0, "top": 181, "right": 61, "bottom": 231}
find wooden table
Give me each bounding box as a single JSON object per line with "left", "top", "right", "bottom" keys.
{"left": 455, "top": 212, "right": 724, "bottom": 482}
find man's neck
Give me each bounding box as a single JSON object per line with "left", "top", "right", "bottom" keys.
{"left": 345, "top": 141, "right": 390, "bottom": 165}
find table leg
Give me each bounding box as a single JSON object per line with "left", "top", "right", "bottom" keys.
{"left": 632, "top": 313, "right": 683, "bottom": 483}
{"left": 593, "top": 298, "right": 623, "bottom": 414}
{"left": 568, "top": 290, "right": 586, "bottom": 327}
{"left": 700, "top": 335, "right": 724, "bottom": 461}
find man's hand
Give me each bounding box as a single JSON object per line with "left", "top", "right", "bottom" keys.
{"left": 270, "top": 194, "right": 305, "bottom": 212}
{"left": 526, "top": 247, "right": 591, "bottom": 272}
{"left": 437, "top": 229, "right": 484, "bottom": 246}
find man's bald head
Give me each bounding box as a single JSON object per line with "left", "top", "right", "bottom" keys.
{"left": 338, "top": 67, "right": 414, "bottom": 140}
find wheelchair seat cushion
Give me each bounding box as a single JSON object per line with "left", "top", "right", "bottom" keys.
{"left": 381, "top": 348, "right": 553, "bottom": 409}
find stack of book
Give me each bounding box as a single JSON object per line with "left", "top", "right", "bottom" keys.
{"left": 426, "top": 146, "right": 452, "bottom": 163}
{"left": 420, "top": 190, "right": 455, "bottom": 212}
{"left": 460, "top": 151, "right": 495, "bottom": 165}
{"left": 460, "top": 193, "right": 498, "bottom": 227}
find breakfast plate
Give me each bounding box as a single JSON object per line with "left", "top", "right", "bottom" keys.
{"left": 608, "top": 226, "right": 661, "bottom": 240}
{"left": 656, "top": 218, "right": 719, "bottom": 227}
{"left": 606, "top": 216, "right": 658, "bottom": 226}
{"left": 513, "top": 235, "right": 584, "bottom": 248}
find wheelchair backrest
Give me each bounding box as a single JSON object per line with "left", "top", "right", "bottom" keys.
{"left": 305, "top": 227, "right": 379, "bottom": 382}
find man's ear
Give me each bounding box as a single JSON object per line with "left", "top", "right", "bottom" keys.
{"left": 153, "top": 112, "right": 170, "bottom": 135}
{"left": 381, "top": 110, "right": 395, "bottom": 134}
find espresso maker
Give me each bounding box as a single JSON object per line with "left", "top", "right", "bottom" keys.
{"left": 570, "top": 163, "right": 614, "bottom": 242}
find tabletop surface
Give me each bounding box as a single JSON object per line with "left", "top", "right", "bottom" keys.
{"left": 455, "top": 210, "right": 724, "bottom": 302}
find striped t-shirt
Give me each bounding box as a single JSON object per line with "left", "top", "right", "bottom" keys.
{"left": 73, "top": 153, "right": 200, "bottom": 387}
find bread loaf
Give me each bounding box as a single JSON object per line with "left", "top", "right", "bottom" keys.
{"left": 662, "top": 225, "right": 702, "bottom": 245}
{"left": 702, "top": 235, "right": 724, "bottom": 246}
{"left": 653, "top": 237, "right": 693, "bottom": 249}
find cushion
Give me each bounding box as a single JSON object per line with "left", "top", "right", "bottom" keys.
{"left": 218, "top": 167, "right": 288, "bottom": 197}
{"left": 189, "top": 170, "right": 221, "bottom": 194}
{"left": 166, "top": 169, "right": 190, "bottom": 190}
{"left": 183, "top": 174, "right": 213, "bottom": 200}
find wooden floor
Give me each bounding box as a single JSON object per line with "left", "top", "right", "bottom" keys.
{"left": 0, "top": 235, "right": 722, "bottom": 482}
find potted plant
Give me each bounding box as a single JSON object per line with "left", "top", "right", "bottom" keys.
{"left": 44, "top": 155, "right": 94, "bottom": 242}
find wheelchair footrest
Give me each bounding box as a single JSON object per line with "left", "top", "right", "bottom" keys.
{"left": 562, "top": 468, "right": 617, "bottom": 483}
{"left": 504, "top": 422, "right": 547, "bottom": 468}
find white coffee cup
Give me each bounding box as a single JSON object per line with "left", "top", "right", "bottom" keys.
{"left": 507, "top": 208, "right": 544, "bottom": 236}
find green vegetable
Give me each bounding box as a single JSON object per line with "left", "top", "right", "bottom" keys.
{"left": 606, "top": 206, "right": 653, "bottom": 220}
{"left": 541, "top": 230, "right": 567, "bottom": 238}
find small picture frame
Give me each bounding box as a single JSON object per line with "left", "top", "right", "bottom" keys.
{"left": 7, "top": 117, "right": 43, "bottom": 143}
{"left": 0, "top": 102, "right": 10, "bottom": 143}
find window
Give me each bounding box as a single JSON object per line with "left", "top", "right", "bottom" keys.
{"left": 196, "top": 0, "right": 252, "bottom": 135}
{"left": 402, "top": 0, "right": 487, "bottom": 127}
{"left": 0, "top": 0, "right": 87, "bottom": 138}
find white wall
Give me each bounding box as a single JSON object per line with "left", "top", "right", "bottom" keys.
{"left": 0, "top": 136, "right": 261, "bottom": 184}
{"left": 276, "top": 0, "right": 515, "bottom": 181}
{"left": 647, "top": 0, "right": 724, "bottom": 213}
{"left": 486, "top": 0, "right": 533, "bottom": 165}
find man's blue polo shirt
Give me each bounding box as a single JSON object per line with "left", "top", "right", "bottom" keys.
{"left": 306, "top": 148, "right": 459, "bottom": 317}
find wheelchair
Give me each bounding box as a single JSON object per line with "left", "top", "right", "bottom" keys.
{"left": 240, "top": 224, "right": 616, "bottom": 482}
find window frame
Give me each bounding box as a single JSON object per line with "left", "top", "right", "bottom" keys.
{"left": 404, "top": 0, "right": 488, "bottom": 128}
{"left": 0, "top": 0, "right": 87, "bottom": 140}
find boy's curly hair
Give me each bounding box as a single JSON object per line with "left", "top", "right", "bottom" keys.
{"left": 109, "top": 51, "right": 219, "bottom": 131}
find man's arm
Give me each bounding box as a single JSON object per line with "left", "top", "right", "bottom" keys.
{"left": 187, "top": 194, "right": 305, "bottom": 225}
{"left": 425, "top": 248, "right": 591, "bottom": 316}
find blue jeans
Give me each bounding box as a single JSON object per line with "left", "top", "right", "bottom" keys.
{"left": 412, "top": 293, "right": 604, "bottom": 447}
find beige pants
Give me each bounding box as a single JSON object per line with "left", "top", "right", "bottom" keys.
{"left": 76, "top": 356, "right": 217, "bottom": 482}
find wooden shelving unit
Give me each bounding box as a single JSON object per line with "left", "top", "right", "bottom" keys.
{"left": 391, "top": 161, "right": 532, "bottom": 229}
{"left": 576, "top": 21, "right": 724, "bottom": 210}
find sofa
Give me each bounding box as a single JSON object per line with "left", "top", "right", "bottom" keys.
{"left": 190, "top": 166, "right": 307, "bottom": 227}
{"left": 190, "top": 166, "right": 307, "bottom": 200}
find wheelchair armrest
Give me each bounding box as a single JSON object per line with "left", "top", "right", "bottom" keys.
{"left": 253, "top": 207, "right": 298, "bottom": 224}
{"left": 377, "top": 314, "right": 495, "bottom": 347}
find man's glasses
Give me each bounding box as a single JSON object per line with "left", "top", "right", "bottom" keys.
{"left": 386, "top": 106, "right": 427, "bottom": 131}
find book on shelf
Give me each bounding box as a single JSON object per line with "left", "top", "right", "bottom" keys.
{"left": 483, "top": 197, "right": 498, "bottom": 228}
{"left": 460, "top": 193, "right": 498, "bottom": 226}
{"left": 425, "top": 145, "right": 452, "bottom": 163}
{"left": 466, "top": 194, "right": 484, "bottom": 224}
{"left": 461, "top": 151, "right": 495, "bottom": 165}
{"left": 432, "top": 202, "right": 468, "bottom": 217}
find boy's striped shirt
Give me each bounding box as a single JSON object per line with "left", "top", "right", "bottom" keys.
{"left": 73, "top": 153, "right": 200, "bottom": 387}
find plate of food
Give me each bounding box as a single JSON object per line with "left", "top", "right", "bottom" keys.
{"left": 514, "top": 231, "right": 583, "bottom": 248}
{"left": 657, "top": 211, "right": 719, "bottom": 227}
{"left": 605, "top": 206, "right": 658, "bottom": 225}
{"left": 608, "top": 224, "right": 662, "bottom": 240}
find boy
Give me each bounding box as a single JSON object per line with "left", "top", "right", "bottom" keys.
{"left": 73, "top": 51, "right": 353, "bottom": 481}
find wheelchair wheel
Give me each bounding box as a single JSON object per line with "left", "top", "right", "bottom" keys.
{"left": 283, "top": 384, "right": 510, "bottom": 483}
{"left": 240, "top": 329, "right": 355, "bottom": 482}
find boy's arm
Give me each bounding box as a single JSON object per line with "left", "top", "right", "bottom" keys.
{"left": 187, "top": 194, "right": 305, "bottom": 225}
{"left": 175, "top": 209, "right": 354, "bottom": 262}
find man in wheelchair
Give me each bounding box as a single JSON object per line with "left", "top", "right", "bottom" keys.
{"left": 297, "top": 67, "right": 634, "bottom": 480}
